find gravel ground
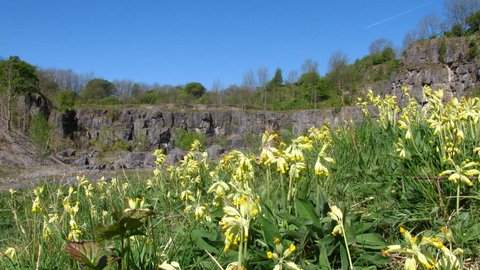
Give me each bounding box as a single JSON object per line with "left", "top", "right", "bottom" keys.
{"left": 0, "top": 164, "right": 118, "bottom": 191}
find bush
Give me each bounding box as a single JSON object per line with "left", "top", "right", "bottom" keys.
{"left": 174, "top": 128, "right": 206, "bottom": 151}
{"left": 98, "top": 97, "right": 121, "bottom": 105}
{"left": 56, "top": 90, "right": 77, "bottom": 111}
{"left": 439, "top": 39, "right": 447, "bottom": 63}
{"left": 468, "top": 38, "right": 479, "bottom": 59}
{"left": 29, "top": 113, "right": 52, "bottom": 149}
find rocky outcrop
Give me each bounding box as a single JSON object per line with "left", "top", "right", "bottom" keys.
{"left": 372, "top": 36, "right": 480, "bottom": 102}
{"left": 50, "top": 106, "right": 375, "bottom": 153}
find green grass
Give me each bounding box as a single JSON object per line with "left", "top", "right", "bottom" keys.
{"left": 1, "top": 87, "right": 480, "bottom": 269}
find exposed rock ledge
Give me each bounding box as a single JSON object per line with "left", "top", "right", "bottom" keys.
{"left": 50, "top": 106, "right": 377, "bottom": 153}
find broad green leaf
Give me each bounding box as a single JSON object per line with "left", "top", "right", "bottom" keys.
{"left": 339, "top": 244, "right": 349, "bottom": 270}
{"left": 277, "top": 212, "right": 308, "bottom": 227}
{"left": 318, "top": 244, "right": 331, "bottom": 270}
{"left": 355, "top": 233, "right": 387, "bottom": 249}
{"left": 295, "top": 198, "right": 321, "bottom": 227}
{"left": 94, "top": 210, "right": 156, "bottom": 241}
{"left": 66, "top": 241, "right": 119, "bottom": 270}
{"left": 94, "top": 223, "right": 122, "bottom": 242}
{"left": 191, "top": 230, "right": 220, "bottom": 253}
{"left": 256, "top": 213, "right": 281, "bottom": 248}
{"left": 66, "top": 242, "right": 103, "bottom": 268}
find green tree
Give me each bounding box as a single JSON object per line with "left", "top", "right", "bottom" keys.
{"left": 0, "top": 56, "right": 39, "bottom": 130}
{"left": 381, "top": 47, "right": 396, "bottom": 62}
{"left": 444, "top": 0, "right": 480, "bottom": 31}
{"left": 29, "top": 113, "right": 52, "bottom": 151}
{"left": 466, "top": 9, "right": 480, "bottom": 34}
{"left": 139, "top": 90, "right": 158, "bottom": 104}
{"left": 267, "top": 68, "right": 284, "bottom": 108}
{"left": 183, "top": 82, "right": 206, "bottom": 99}
{"left": 80, "top": 78, "right": 116, "bottom": 103}
{"left": 298, "top": 71, "right": 321, "bottom": 108}
{"left": 57, "top": 90, "right": 77, "bottom": 111}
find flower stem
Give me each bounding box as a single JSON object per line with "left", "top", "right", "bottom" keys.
{"left": 342, "top": 231, "right": 354, "bottom": 270}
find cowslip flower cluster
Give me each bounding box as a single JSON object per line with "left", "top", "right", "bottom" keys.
{"left": 439, "top": 158, "right": 480, "bottom": 186}
{"left": 266, "top": 238, "right": 302, "bottom": 270}
{"left": 64, "top": 201, "right": 82, "bottom": 241}
{"left": 385, "top": 227, "right": 462, "bottom": 270}
{"left": 31, "top": 185, "right": 44, "bottom": 212}
{"left": 219, "top": 198, "right": 259, "bottom": 252}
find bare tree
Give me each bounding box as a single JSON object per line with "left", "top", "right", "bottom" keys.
{"left": 328, "top": 51, "right": 349, "bottom": 73}
{"left": 242, "top": 70, "right": 256, "bottom": 109}
{"left": 243, "top": 70, "right": 257, "bottom": 90}
{"left": 257, "top": 67, "right": 269, "bottom": 110}
{"left": 287, "top": 70, "right": 299, "bottom": 98}
{"left": 402, "top": 29, "right": 420, "bottom": 51}
{"left": 418, "top": 12, "right": 444, "bottom": 39}
{"left": 113, "top": 79, "right": 134, "bottom": 102}
{"left": 444, "top": 0, "right": 480, "bottom": 30}
{"left": 300, "top": 59, "right": 319, "bottom": 73}
{"left": 211, "top": 79, "right": 223, "bottom": 104}
{"left": 368, "top": 38, "right": 394, "bottom": 55}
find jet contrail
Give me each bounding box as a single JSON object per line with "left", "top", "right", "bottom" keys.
{"left": 365, "top": 0, "right": 439, "bottom": 29}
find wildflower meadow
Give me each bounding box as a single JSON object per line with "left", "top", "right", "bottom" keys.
{"left": 1, "top": 86, "right": 480, "bottom": 269}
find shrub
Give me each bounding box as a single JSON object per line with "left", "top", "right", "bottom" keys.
{"left": 174, "top": 128, "right": 206, "bottom": 151}
{"left": 29, "top": 113, "right": 52, "bottom": 149}
{"left": 468, "top": 38, "right": 479, "bottom": 59}
{"left": 439, "top": 39, "right": 447, "bottom": 63}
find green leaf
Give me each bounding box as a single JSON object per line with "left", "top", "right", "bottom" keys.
{"left": 94, "top": 223, "right": 123, "bottom": 242}
{"left": 318, "top": 244, "right": 331, "bottom": 269}
{"left": 277, "top": 212, "right": 308, "bottom": 227}
{"left": 256, "top": 213, "right": 281, "bottom": 248}
{"left": 295, "top": 198, "right": 321, "bottom": 227}
{"left": 66, "top": 242, "right": 120, "bottom": 270}
{"left": 66, "top": 242, "right": 103, "bottom": 268}
{"left": 94, "top": 210, "right": 157, "bottom": 241}
{"left": 355, "top": 233, "right": 387, "bottom": 250}
{"left": 191, "top": 230, "right": 220, "bottom": 254}
{"left": 339, "top": 244, "right": 349, "bottom": 270}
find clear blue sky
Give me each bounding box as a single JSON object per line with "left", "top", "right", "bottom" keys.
{"left": 1, "top": 0, "right": 444, "bottom": 90}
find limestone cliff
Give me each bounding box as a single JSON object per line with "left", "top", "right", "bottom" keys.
{"left": 368, "top": 36, "right": 480, "bottom": 102}
{"left": 50, "top": 106, "right": 373, "bottom": 152}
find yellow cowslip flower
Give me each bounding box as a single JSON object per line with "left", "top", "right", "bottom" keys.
{"left": 3, "top": 247, "right": 16, "bottom": 260}
{"left": 328, "top": 205, "right": 343, "bottom": 222}
{"left": 31, "top": 196, "right": 41, "bottom": 212}
{"left": 152, "top": 148, "right": 166, "bottom": 164}
{"left": 285, "top": 261, "right": 303, "bottom": 270}
{"left": 83, "top": 183, "right": 95, "bottom": 198}
{"left": 289, "top": 161, "right": 306, "bottom": 180}
{"left": 67, "top": 224, "right": 82, "bottom": 241}
{"left": 158, "top": 261, "right": 181, "bottom": 270}
{"left": 180, "top": 190, "right": 194, "bottom": 201}
{"left": 440, "top": 226, "right": 454, "bottom": 243}
{"left": 125, "top": 197, "right": 146, "bottom": 211}
{"left": 219, "top": 199, "right": 258, "bottom": 253}
{"left": 267, "top": 251, "right": 274, "bottom": 259}
{"left": 43, "top": 221, "right": 52, "bottom": 237}
{"left": 440, "top": 159, "right": 479, "bottom": 186}
{"left": 386, "top": 227, "right": 439, "bottom": 270}
{"left": 8, "top": 188, "right": 17, "bottom": 198}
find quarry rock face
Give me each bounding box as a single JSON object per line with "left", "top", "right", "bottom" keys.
{"left": 375, "top": 37, "right": 480, "bottom": 102}
{"left": 50, "top": 106, "right": 375, "bottom": 153}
